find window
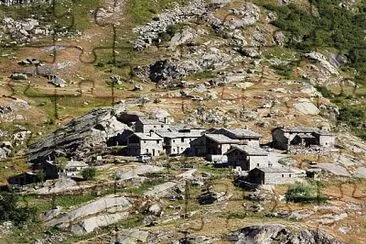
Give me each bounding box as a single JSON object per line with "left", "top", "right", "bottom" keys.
{"left": 257, "top": 163, "right": 259, "bottom": 167}
{"left": 181, "top": 138, "right": 184, "bottom": 143}
{"left": 289, "top": 174, "right": 292, "bottom": 178}
{"left": 173, "top": 140, "right": 175, "bottom": 143}
{"left": 157, "top": 140, "right": 160, "bottom": 144}
{"left": 282, "top": 174, "right": 284, "bottom": 178}
{"left": 161, "top": 125, "right": 164, "bottom": 128}
{"left": 146, "top": 149, "right": 149, "bottom": 153}
{"left": 143, "top": 140, "right": 146, "bottom": 143}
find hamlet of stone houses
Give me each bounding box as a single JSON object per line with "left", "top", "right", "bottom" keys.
{"left": 1, "top": 0, "right": 366, "bottom": 243}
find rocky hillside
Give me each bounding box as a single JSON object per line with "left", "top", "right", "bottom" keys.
{"left": 0, "top": 0, "right": 366, "bottom": 243}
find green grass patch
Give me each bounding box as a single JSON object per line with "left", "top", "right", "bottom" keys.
{"left": 285, "top": 181, "right": 328, "bottom": 204}
{"left": 127, "top": 0, "right": 188, "bottom": 25}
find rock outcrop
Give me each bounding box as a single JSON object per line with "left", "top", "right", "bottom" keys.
{"left": 228, "top": 224, "right": 342, "bottom": 243}
{"left": 0, "top": 17, "right": 50, "bottom": 45}
{"left": 28, "top": 104, "right": 129, "bottom": 163}
{"left": 44, "top": 194, "right": 132, "bottom": 235}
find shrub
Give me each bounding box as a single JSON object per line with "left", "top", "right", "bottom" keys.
{"left": 0, "top": 193, "right": 36, "bottom": 226}
{"left": 81, "top": 167, "right": 97, "bottom": 180}
{"left": 285, "top": 182, "right": 327, "bottom": 203}
{"left": 315, "top": 86, "right": 333, "bottom": 98}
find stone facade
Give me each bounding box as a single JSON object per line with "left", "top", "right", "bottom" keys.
{"left": 215, "top": 128, "right": 262, "bottom": 147}
{"left": 226, "top": 145, "right": 270, "bottom": 171}
{"left": 127, "top": 132, "right": 164, "bottom": 157}
{"left": 60, "top": 160, "right": 88, "bottom": 177}
{"left": 135, "top": 118, "right": 170, "bottom": 133}
{"left": 156, "top": 130, "right": 202, "bottom": 155}
{"left": 272, "top": 127, "right": 335, "bottom": 151}
{"left": 247, "top": 167, "right": 297, "bottom": 185}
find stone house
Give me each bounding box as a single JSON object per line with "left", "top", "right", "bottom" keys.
{"left": 190, "top": 133, "right": 239, "bottom": 157}
{"left": 214, "top": 128, "right": 262, "bottom": 147}
{"left": 127, "top": 132, "right": 164, "bottom": 157}
{"left": 156, "top": 129, "right": 203, "bottom": 155}
{"left": 59, "top": 160, "right": 88, "bottom": 177}
{"left": 247, "top": 167, "right": 296, "bottom": 185}
{"left": 135, "top": 118, "right": 170, "bottom": 133}
{"left": 272, "top": 127, "right": 335, "bottom": 151}
{"left": 225, "top": 145, "right": 270, "bottom": 171}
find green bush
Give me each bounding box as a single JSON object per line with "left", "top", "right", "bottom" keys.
{"left": 285, "top": 182, "right": 327, "bottom": 203}
{"left": 262, "top": 1, "right": 366, "bottom": 85}
{"left": 338, "top": 105, "right": 366, "bottom": 128}
{"left": 315, "top": 86, "right": 333, "bottom": 98}
{"left": 81, "top": 167, "right": 97, "bottom": 180}
{"left": 0, "top": 193, "right": 36, "bottom": 226}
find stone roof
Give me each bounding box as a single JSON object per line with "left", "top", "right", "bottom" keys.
{"left": 254, "top": 167, "right": 294, "bottom": 173}
{"left": 65, "top": 160, "right": 88, "bottom": 169}
{"left": 218, "top": 128, "right": 262, "bottom": 138}
{"left": 156, "top": 130, "right": 202, "bottom": 139}
{"left": 296, "top": 133, "right": 315, "bottom": 139}
{"left": 274, "top": 127, "right": 334, "bottom": 136}
{"left": 132, "top": 132, "right": 162, "bottom": 140}
{"left": 205, "top": 134, "right": 239, "bottom": 144}
{"left": 226, "top": 145, "right": 269, "bottom": 156}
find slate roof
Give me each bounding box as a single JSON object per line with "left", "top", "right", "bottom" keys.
{"left": 138, "top": 118, "right": 165, "bottom": 125}
{"left": 296, "top": 133, "right": 315, "bottom": 139}
{"left": 226, "top": 145, "right": 269, "bottom": 156}
{"left": 218, "top": 128, "right": 262, "bottom": 139}
{"left": 65, "top": 160, "right": 88, "bottom": 169}
{"left": 205, "top": 134, "right": 239, "bottom": 144}
{"left": 254, "top": 167, "right": 294, "bottom": 173}
{"left": 274, "top": 127, "right": 334, "bottom": 136}
{"left": 131, "top": 132, "right": 162, "bottom": 140}
{"left": 156, "top": 130, "right": 202, "bottom": 139}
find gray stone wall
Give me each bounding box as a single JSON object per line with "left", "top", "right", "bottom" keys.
{"left": 319, "top": 135, "right": 335, "bottom": 148}
{"left": 264, "top": 172, "right": 296, "bottom": 185}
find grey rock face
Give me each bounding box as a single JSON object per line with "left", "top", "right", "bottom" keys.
{"left": 228, "top": 224, "right": 342, "bottom": 244}
{"left": 44, "top": 194, "right": 132, "bottom": 235}
{"left": 224, "top": 3, "right": 261, "bottom": 29}
{"left": 1, "top": 17, "right": 50, "bottom": 45}
{"left": 28, "top": 104, "right": 128, "bottom": 163}
{"left": 133, "top": 0, "right": 229, "bottom": 51}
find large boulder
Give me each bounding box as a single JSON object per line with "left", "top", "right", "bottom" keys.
{"left": 44, "top": 194, "right": 132, "bottom": 235}
{"left": 28, "top": 104, "right": 129, "bottom": 163}
{"left": 294, "top": 98, "right": 320, "bottom": 115}
{"left": 228, "top": 224, "right": 342, "bottom": 243}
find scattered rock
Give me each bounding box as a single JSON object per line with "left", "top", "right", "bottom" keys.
{"left": 10, "top": 72, "right": 28, "bottom": 80}
{"left": 294, "top": 98, "right": 320, "bottom": 115}
{"left": 48, "top": 75, "right": 66, "bottom": 88}
{"left": 228, "top": 224, "right": 342, "bottom": 243}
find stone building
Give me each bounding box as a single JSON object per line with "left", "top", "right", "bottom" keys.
{"left": 135, "top": 118, "right": 170, "bottom": 133}
{"left": 127, "top": 132, "right": 164, "bottom": 157}
{"left": 60, "top": 160, "right": 88, "bottom": 177}
{"left": 225, "top": 145, "right": 270, "bottom": 171}
{"left": 272, "top": 127, "right": 335, "bottom": 151}
{"left": 156, "top": 129, "right": 203, "bottom": 155}
{"left": 191, "top": 133, "right": 239, "bottom": 156}
{"left": 214, "top": 128, "right": 262, "bottom": 146}
{"left": 247, "top": 167, "right": 297, "bottom": 185}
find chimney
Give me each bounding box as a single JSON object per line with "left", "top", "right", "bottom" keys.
{"left": 163, "top": 117, "right": 169, "bottom": 124}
